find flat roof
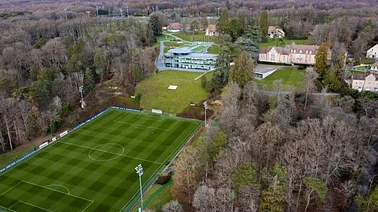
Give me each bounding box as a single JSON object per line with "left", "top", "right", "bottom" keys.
{"left": 164, "top": 52, "right": 217, "bottom": 59}
{"left": 255, "top": 64, "right": 280, "bottom": 74}
{"left": 168, "top": 48, "right": 192, "bottom": 54}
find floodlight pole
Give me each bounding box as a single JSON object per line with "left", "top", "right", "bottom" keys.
{"left": 203, "top": 101, "right": 208, "bottom": 127}
{"left": 135, "top": 164, "right": 144, "bottom": 212}
{"left": 79, "top": 86, "right": 84, "bottom": 109}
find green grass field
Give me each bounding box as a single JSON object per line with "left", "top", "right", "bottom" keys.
{"left": 136, "top": 71, "right": 211, "bottom": 114}
{"left": 259, "top": 38, "right": 310, "bottom": 48}
{"left": 191, "top": 45, "right": 209, "bottom": 53}
{"left": 0, "top": 108, "right": 201, "bottom": 212}
{"left": 171, "top": 32, "right": 218, "bottom": 42}
{"left": 207, "top": 45, "right": 220, "bottom": 54}
{"left": 255, "top": 67, "right": 304, "bottom": 91}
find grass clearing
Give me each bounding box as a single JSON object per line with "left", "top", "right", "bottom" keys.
{"left": 207, "top": 45, "right": 221, "bottom": 54}
{"left": 0, "top": 109, "right": 201, "bottom": 212}
{"left": 136, "top": 71, "right": 211, "bottom": 114}
{"left": 355, "top": 65, "right": 370, "bottom": 70}
{"left": 259, "top": 38, "right": 310, "bottom": 48}
{"left": 192, "top": 45, "right": 209, "bottom": 53}
{"left": 254, "top": 67, "right": 304, "bottom": 91}
{"left": 157, "top": 35, "right": 176, "bottom": 42}
{"left": 171, "top": 32, "right": 218, "bottom": 42}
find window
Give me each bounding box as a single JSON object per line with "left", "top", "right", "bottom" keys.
{"left": 299, "top": 50, "right": 302, "bottom": 53}
{"left": 270, "top": 54, "right": 276, "bottom": 61}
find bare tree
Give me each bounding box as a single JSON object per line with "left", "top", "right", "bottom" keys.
{"left": 303, "top": 68, "right": 318, "bottom": 111}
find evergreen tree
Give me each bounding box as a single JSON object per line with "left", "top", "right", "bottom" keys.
{"left": 228, "top": 17, "right": 242, "bottom": 42}
{"left": 212, "top": 46, "right": 231, "bottom": 86}
{"left": 260, "top": 164, "right": 286, "bottom": 212}
{"left": 30, "top": 68, "right": 52, "bottom": 105}
{"left": 85, "top": 68, "right": 94, "bottom": 90}
{"left": 314, "top": 42, "right": 331, "bottom": 79}
{"left": 259, "top": 10, "right": 268, "bottom": 42}
{"left": 232, "top": 162, "right": 260, "bottom": 192}
{"left": 149, "top": 13, "right": 162, "bottom": 36}
{"left": 216, "top": 9, "right": 229, "bottom": 35}
{"left": 94, "top": 49, "right": 106, "bottom": 82}
{"left": 304, "top": 177, "right": 328, "bottom": 212}
{"left": 236, "top": 25, "right": 261, "bottom": 60}
{"left": 230, "top": 50, "right": 255, "bottom": 88}
{"left": 322, "top": 68, "right": 342, "bottom": 92}
{"left": 355, "top": 186, "right": 378, "bottom": 212}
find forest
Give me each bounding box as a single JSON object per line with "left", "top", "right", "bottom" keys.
{"left": 1, "top": 0, "right": 378, "bottom": 211}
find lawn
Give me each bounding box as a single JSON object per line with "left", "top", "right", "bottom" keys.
{"left": 171, "top": 31, "right": 218, "bottom": 42}
{"left": 0, "top": 108, "right": 201, "bottom": 212}
{"left": 259, "top": 38, "right": 310, "bottom": 48}
{"left": 207, "top": 44, "right": 221, "bottom": 54}
{"left": 192, "top": 45, "right": 209, "bottom": 53}
{"left": 254, "top": 67, "right": 305, "bottom": 91}
{"left": 157, "top": 35, "right": 176, "bottom": 42}
{"left": 136, "top": 71, "right": 211, "bottom": 114}
{"left": 355, "top": 65, "right": 370, "bottom": 70}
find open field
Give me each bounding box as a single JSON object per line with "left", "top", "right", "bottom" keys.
{"left": 136, "top": 71, "right": 211, "bottom": 114}
{"left": 259, "top": 38, "right": 310, "bottom": 48}
{"left": 171, "top": 32, "right": 218, "bottom": 42}
{"left": 0, "top": 109, "right": 201, "bottom": 212}
{"left": 255, "top": 67, "right": 304, "bottom": 91}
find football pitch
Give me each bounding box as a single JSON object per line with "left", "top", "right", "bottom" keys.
{"left": 0, "top": 108, "right": 201, "bottom": 212}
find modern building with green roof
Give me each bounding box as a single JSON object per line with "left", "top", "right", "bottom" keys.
{"left": 163, "top": 48, "right": 217, "bottom": 71}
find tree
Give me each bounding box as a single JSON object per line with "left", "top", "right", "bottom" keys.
{"left": 208, "top": 130, "right": 227, "bottom": 163}
{"left": 84, "top": 68, "right": 94, "bottom": 91}
{"left": 304, "top": 177, "right": 328, "bottom": 212}
{"left": 201, "top": 17, "right": 208, "bottom": 29}
{"left": 322, "top": 69, "right": 342, "bottom": 92}
{"left": 94, "top": 49, "right": 106, "bottom": 82}
{"left": 303, "top": 68, "right": 318, "bottom": 110}
{"left": 228, "top": 17, "right": 242, "bottom": 42}
{"left": 226, "top": 0, "right": 231, "bottom": 10}
{"left": 259, "top": 11, "right": 268, "bottom": 42}
{"left": 314, "top": 42, "right": 331, "bottom": 79}
{"left": 355, "top": 186, "right": 378, "bottom": 212}
{"left": 171, "top": 147, "right": 201, "bottom": 204}
{"left": 212, "top": 46, "right": 231, "bottom": 86}
{"left": 190, "top": 20, "right": 200, "bottom": 41}
{"left": 230, "top": 51, "right": 254, "bottom": 88}
{"left": 232, "top": 162, "right": 260, "bottom": 192}
{"left": 162, "top": 200, "right": 183, "bottom": 212}
{"left": 237, "top": 25, "right": 261, "bottom": 60}
{"left": 149, "top": 13, "right": 162, "bottom": 36}
{"left": 217, "top": 9, "right": 229, "bottom": 35}
{"left": 260, "top": 164, "right": 286, "bottom": 212}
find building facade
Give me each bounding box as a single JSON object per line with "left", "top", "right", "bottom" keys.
{"left": 366, "top": 44, "right": 378, "bottom": 58}
{"left": 370, "top": 61, "right": 378, "bottom": 71}
{"left": 259, "top": 43, "right": 321, "bottom": 65}
{"left": 206, "top": 25, "right": 218, "bottom": 36}
{"left": 351, "top": 72, "right": 378, "bottom": 92}
{"left": 163, "top": 48, "right": 217, "bottom": 71}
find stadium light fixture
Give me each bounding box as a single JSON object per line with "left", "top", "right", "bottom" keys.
{"left": 135, "top": 164, "right": 144, "bottom": 212}
{"left": 203, "top": 101, "right": 208, "bottom": 127}
{"left": 79, "top": 86, "right": 84, "bottom": 109}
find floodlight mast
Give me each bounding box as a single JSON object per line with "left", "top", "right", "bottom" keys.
{"left": 135, "top": 164, "right": 144, "bottom": 212}
{"left": 79, "top": 86, "right": 84, "bottom": 109}
{"left": 203, "top": 101, "right": 208, "bottom": 127}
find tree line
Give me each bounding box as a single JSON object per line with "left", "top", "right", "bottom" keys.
{"left": 0, "top": 15, "right": 158, "bottom": 152}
